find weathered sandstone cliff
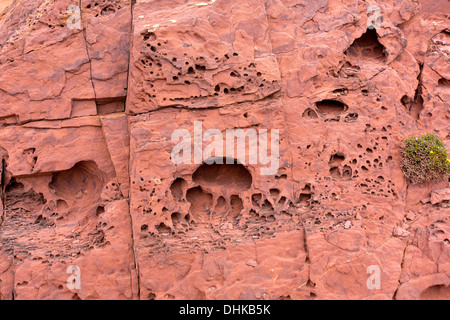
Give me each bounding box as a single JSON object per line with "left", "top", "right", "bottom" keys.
{"left": 0, "top": 0, "right": 448, "bottom": 299}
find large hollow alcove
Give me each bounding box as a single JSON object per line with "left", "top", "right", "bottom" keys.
{"left": 315, "top": 100, "right": 348, "bottom": 115}
{"left": 192, "top": 157, "right": 252, "bottom": 192}
{"left": 49, "top": 161, "right": 105, "bottom": 204}
{"left": 345, "top": 28, "right": 387, "bottom": 63}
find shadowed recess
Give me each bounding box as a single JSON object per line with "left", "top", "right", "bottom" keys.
{"left": 49, "top": 161, "right": 105, "bottom": 203}
{"left": 419, "top": 285, "right": 450, "bottom": 300}
{"left": 315, "top": 100, "right": 348, "bottom": 114}
{"left": 345, "top": 28, "right": 386, "bottom": 62}
{"left": 192, "top": 157, "right": 252, "bottom": 191}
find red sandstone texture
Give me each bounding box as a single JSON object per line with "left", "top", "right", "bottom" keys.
{"left": 0, "top": 0, "right": 449, "bottom": 300}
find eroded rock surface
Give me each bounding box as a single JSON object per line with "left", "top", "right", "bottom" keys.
{"left": 0, "top": 0, "right": 449, "bottom": 300}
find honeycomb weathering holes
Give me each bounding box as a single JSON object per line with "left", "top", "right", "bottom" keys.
{"left": 174, "top": 159, "right": 252, "bottom": 222}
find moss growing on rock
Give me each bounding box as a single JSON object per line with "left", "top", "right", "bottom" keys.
{"left": 401, "top": 133, "right": 450, "bottom": 184}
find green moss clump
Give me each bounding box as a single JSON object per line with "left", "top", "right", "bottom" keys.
{"left": 401, "top": 133, "right": 450, "bottom": 184}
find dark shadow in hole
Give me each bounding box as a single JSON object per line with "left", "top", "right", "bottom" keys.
{"left": 316, "top": 100, "right": 348, "bottom": 115}
{"left": 192, "top": 157, "right": 252, "bottom": 191}
{"left": 345, "top": 28, "right": 386, "bottom": 62}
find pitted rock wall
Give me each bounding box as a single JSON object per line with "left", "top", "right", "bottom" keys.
{"left": 0, "top": 0, "right": 448, "bottom": 299}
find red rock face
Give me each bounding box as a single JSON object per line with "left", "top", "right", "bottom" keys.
{"left": 0, "top": 0, "right": 449, "bottom": 300}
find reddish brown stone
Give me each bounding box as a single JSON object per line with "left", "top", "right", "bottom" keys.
{"left": 0, "top": 0, "right": 449, "bottom": 300}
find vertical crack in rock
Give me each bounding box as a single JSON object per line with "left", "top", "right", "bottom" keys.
{"left": 11, "top": 253, "right": 15, "bottom": 300}
{"left": 126, "top": 195, "right": 140, "bottom": 300}
{"left": 411, "top": 62, "right": 424, "bottom": 120}
{"left": 0, "top": 158, "right": 6, "bottom": 226}
{"left": 126, "top": 0, "right": 140, "bottom": 300}
{"left": 400, "top": 60, "right": 424, "bottom": 120}
{"left": 125, "top": 187, "right": 140, "bottom": 300}
{"left": 124, "top": 0, "right": 135, "bottom": 113}
{"left": 393, "top": 241, "right": 409, "bottom": 300}
{"left": 80, "top": 0, "right": 97, "bottom": 101}
{"left": 302, "top": 226, "right": 313, "bottom": 298}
